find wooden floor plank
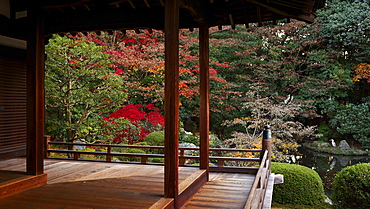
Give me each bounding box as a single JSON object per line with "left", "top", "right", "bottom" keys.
{"left": 0, "top": 158, "right": 26, "bottom": 172}
{"left": 183, "top": 173, "right": 254, "bottom": 209}
{"left": 0, "top": 158, "right": 257, "bottom": 209}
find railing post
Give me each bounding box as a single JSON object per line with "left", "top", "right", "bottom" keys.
{"left": 261, "top": 125, "right": 272, "bottom": 164}
{"left": 217, "top": 160, "right": 224, "bottom": 168}
{"left": 73, "top": 153, "right": 80, "bottom": 160}
{"left": 179, "top": 149, "right": 185, "bottom": 165}
{"left": 106, "top": 145, "right": 112, "bottom": 162}
{"left": 44, "top": 135, "right": 51, "bottom": 159}
{"left": 141, "top": 156, "right": 148, "bottom": 164}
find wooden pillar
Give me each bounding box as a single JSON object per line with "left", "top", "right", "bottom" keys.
{"left": 164, "top": 0, "right": 179, "bottom": 200}
{"left": 199, "top": 26, "right": 210, "bottom": 176}
{"left": 26, "top": 7, "right": 45, "bottom": 175}
{"left": 261, "top": 125, "right": 272, "bottom": 163}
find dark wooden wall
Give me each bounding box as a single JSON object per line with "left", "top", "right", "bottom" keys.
{"left": 0, "top": 46, "right": 27, "bottom": 160}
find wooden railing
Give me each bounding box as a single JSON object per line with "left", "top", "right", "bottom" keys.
{"left": 44, "top": 137, "right": 263, "bottom": 173}
{"left": 244, "top": 125, "right": 272, "bottom": 209}
{"left": 244, "top": 150, "right": 271, "bottom": 209}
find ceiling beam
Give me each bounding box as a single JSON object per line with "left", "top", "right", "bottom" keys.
{"left": 179, "top": 0, "right": 207, "bottom": 26}
{"left": 244, "top": 0, "right": 315, "bottom": 23}
{"left": 40, "top": 0, "right": 90, "bottom": 9}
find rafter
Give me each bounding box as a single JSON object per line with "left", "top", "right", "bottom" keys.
{"left": 244, "top": 0, "right": 315, "bottom": 22}
{"left": 180, "top": 0, "right": 207, "bottom": 26}
{"left": 40, "top": 0, "right": 90, "bottom": 9}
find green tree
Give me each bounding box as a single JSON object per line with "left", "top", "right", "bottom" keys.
{"left": 316, "top": 1, "right": 370, "bottom": 148}
{"left": 45, "top": 35, "right": 128, "bottom": 143}
{"left": 328, "top": 98, "right": 370, "bottom": 148}
{"left": 235, "top": 21, "right": 351, "bottom": 110}
{"left": 317, "top": 0, "right": 370, "bottom": 65}
{"left": 208, "top": 21, "right": 352, "bottom": 139}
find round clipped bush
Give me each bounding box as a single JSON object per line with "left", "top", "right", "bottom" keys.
{"left": 144, "top": 131, "right": 164, "bottom": 146}
{"left": 118, "top": 148, "right": 146, "bottom": 162}
{"left": 332, "top": 163, "right": 370, "bottom": 209}
{"left": 271, "top": 162, "right": 326, "bottom": 205}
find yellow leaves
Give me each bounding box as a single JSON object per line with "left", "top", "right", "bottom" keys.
{"left": 270, "top": 137, "right": 296, "bottom": 159}
{"left": 353, "top": 63, "right": 370, "bottom": 82}
{"left": 233, "top": 116, "right": 253, "bottom": 121}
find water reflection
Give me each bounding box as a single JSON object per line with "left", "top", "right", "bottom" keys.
{"left": 294, "top": 147, "right": 370, "bottom": 196}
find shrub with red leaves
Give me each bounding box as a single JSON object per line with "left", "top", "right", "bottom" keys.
{"left": 104, "top": 103, "right": 164, "bottom": 144}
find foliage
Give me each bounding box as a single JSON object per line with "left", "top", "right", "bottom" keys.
{"left": 353, "top": 63, "right": 370, "bottom": 83}
{"left": 316, "top": 0, "right": 370, "bottom": 108}
{"left": 328, "top": 98, "right": 370, "bottom": 148}
{"left": 272, "top": 162, "right": 326, "bottom": 205}
{"left": 118, "top": 148, "right": 146, "bottom": 162}
{"left": 178, "top": 29, "right": 242, "bottom": 132}
{"left": 45, "top": 35, "right": 128, "bottom": 143}
{"left": 77, "top": 31, "right": 166, "bottom": 107}
{"left": 222, "top": 84, "right": 317, "bottom": 161}
{"left": 272, "top": 138, "right": 301, "bottom": 161}
{"left": 104, "top": 103, "right": 164, "bottom": 144}
{"left": 231, "top": 21, "right": 351, "bottom": 112}
{"left": 350, "top": 63, "right": 370, "bottom": 103}
{"left": 332, "top": 163, "right": 370, "bottom": 209}
{"left": 180, "top": 133, "right": 200, "bottom": 146}
{"left": 206, "top": 21, "right": 352, "bottom": 139}
{"left": 78, "top": 30, "right": 236, "bottom": 136}
{"left": 316, "top": 121, "right": 340, "bottom": 142}
{"left": 45, "top": 18, "right": 360, "bottom": 151}
{"left": 271, "top": 203, "right": 332, "bottom": 209}
{"left": 144, "top": 131, "right": 165, "bottom": 146}
{"left": 317, "top": 0, "right": 370, "bottom": 65}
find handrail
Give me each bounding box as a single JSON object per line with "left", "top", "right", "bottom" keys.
{"left": 244, "top": 150, "right": 271, "bottom": 209}
{"left": 44, "top": 137, "right": 262, "bottom": 171}
{"left": 47, "top": 141, "right": 262, "bottom": 152}
{"left": 244, "top": 125, "right": 272, "bottom": 209}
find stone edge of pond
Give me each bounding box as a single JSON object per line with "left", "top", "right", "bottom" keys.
{"left": 302, "top": 142, "right": 370, "bottom": 156}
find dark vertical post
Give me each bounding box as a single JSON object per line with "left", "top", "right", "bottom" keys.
{"left": 199, "top": 26, "right": 210, "bottom": 177}
{"left": 106, "top": 145, "right": 112, "bottom": 162}
{"left": 44, "top": 135, "right": 51, "bottom": 159}
{"left": 27, "top": 6, "right": 45, "bottom": 175}
{"left": 261, "top": 125, "right": 272, "bottom": 163}
{"left": 164, "top": 0, "right": 179, "bottom": 200}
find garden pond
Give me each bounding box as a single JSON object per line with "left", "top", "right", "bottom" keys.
{"left": 294, "top": 147, "right": 370, "bottom": 197}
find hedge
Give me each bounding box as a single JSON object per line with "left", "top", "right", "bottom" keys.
{"left": 271, "top": 162, "right": 326, "bottom": 205}
{"left": 332, "top": 163, "right": 370, "bottom": 209}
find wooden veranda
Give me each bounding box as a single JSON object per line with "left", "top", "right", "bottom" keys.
{"left": 0, "top": 157, "right": 270, "bottom": 209}
{"left": 0, "top": 0, "right": 325, "bottom": 208}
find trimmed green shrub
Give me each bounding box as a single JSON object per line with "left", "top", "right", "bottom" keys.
{"left": 144, "top": 131, "right": 164, "bottom": 146}
{"left": 272, "top": 162, "right": 326, "bottom": 205}
{"left": 144, "top": 131, "right": 164, "bottom": 154}
{"left": 332, "top": 163, "right": 370, "bottom": 209}
{"left": 119, "top": 148, "right": 146, "bottom": 162}
{"left": 134, "top": 142, "right": 149, "bottom": 146}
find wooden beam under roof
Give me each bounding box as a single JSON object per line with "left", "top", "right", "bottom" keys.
{"left": 244, "top": 0, "right": 316, "bottom": 22}
{"left": 180, "top": 0, "right": 207, "bottom": 26}
{"left": 39, "top": 0, "right": 90, "bottom": 9}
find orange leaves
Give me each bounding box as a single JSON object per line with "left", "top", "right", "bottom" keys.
{"left": 353, "top": 63, "right": 370, "bottom": 82}
{"left": 179, "top": 83, "right": 197, "bottom": 98}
